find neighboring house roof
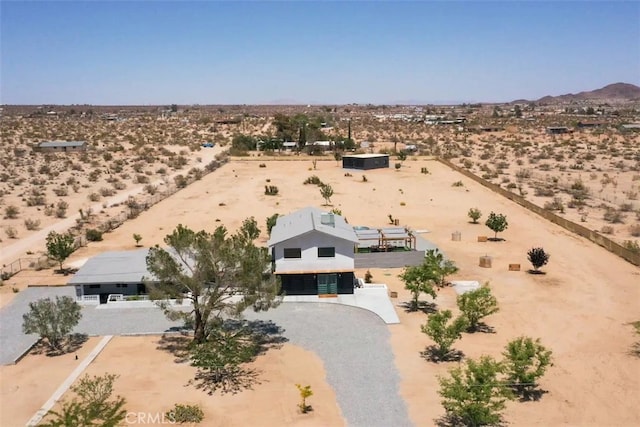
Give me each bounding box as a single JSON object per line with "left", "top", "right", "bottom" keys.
{"left": 68, "top": 249, "right": 151, "bottom": 284}
{"left": 38, "top": 141, "right": 86, "bottom": 148}
{"left": 268, "top": 206, "right": 359, "bottom": 246}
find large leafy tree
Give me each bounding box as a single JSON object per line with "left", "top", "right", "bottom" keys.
{"left": 145, "top": 217, "right": 281, "bottom": 344}
{"left": 46, "top": 231, "right": 76, "bottom": 272}
{"left": 439, "top": 356, "right": 513, "bottom": 426}
{"left": 22, "top": 296, "right": 82, "bottom": 352}
{"left": 502, "top": 337, "right": 553, "bottom": 399}
{"left": 457, "top": 285, "right": 499, "bottom": 332}
{"left": 421, "top": 310, "right": 468, "bottom": 361}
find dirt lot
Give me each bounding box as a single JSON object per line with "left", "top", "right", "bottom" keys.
{"left": 1, "top": 157, "right": 639, "bottom": 426}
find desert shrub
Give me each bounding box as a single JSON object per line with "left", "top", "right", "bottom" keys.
{"left": 620, "top": 202, "right": 634, "bottom": 212}
{"left": 452, "top": 181, "right": 464, "bottom": 187}
{"left": 543, "top": 197, "right": 564, "bottom": 212}
{"left": 362, "top": 175, "right": 368, "bottom": 182}
{"left": 100, "top": 187, "right": 115, "bottom": 197}
{"left": 112, "top": 180, "right": 127, "bottom": 190}
{"left": 4, "top": 205, "right": 19, "bottom": 219}
{"left": 5, "top": 226, "right": 18, "bottom": 239}
{"left": 303, "top": 175, "right": 323, "bottom": 186}
{"left": 258, "top": 163, "right": 266, "bottom": 168}
{"left": 629, "top": 224, "right": 640, "bottom": 237}
{"left": 603, "top": 208, "right": 624, "bottom": 224}
{"left": 26, "top": 194, "right": 47, "bottom": 207}
{"left": 515, "top": 168, "right": 531, "bottom": 180}
{"left": 88, "top": 170, "right": 101, "bottom": 182}
{"left": 166, "top": 403, "right": 204, "bottom": 424}
{"left": 174, "top": 174, "right": 188, "bottom": 188}
{"left": 88, "top": 192, "right": 101, "bottom": 202}
{"left": 53, "top": 186, "right": 68, "bottom": 197}
{"left": 135, "top": 174, "right": 149, "bottom": 184}
{"left": 534, "top": 187, "right": 555, "bottom": 197}
{"left": 264, "top": 185, "right": 279, "bottom": 196}
{"left": 189, "top": 167, "right": 204, "bottom": 180}
{"left": 395, "top": 162, "right": 402, "bottom": 170}
{"left": 600, "top": 225, "right": 614, "bottom": 234}
{"left": 623, "top": 240, "right": 640, "bottom": 253}
{"left": 144, "top": 184, "right": 158, "bottom": 195}
{"left": 364, "top": 270, "right": 373, "bottom": 283}
{"left": 55, "top": 200, "right": 69, "bottom": 218}
{"left": 24, "top": 218, "right": 41, "bottom": 230}
{"left": 468, "top": 208, "right": 482, "bottom": 224}
{"left": 85, "top": 229, "right": 103, "bottom": 242}
{"left": 527, "top": 247, "right": 550, "bottom": 272}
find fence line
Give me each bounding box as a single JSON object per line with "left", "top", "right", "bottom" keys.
{"left": 437, "top": 157, "right": 640, "bottom": 267}
{"left": 1, "top": 156, "right": 229, "bottom": 281}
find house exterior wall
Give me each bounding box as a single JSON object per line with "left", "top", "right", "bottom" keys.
{"left": 280, "top": 272, "right": 355, "bottom": 295}
{"left": 77, "top": 282, "right": 146, "bottom": 303}
{"left": 36, "top": 144, "right": 87, "bottom": 153}
{"left": 273, "top": 231, "right": 355, "bottom": 274}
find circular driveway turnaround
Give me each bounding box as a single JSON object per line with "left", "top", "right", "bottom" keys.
{"left": 245, "top": 303, "right": 412, "bottom": 427}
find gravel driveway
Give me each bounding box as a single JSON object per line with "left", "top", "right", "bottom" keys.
{"left": 246, "top": 303, "right": 413, "bottom": 427}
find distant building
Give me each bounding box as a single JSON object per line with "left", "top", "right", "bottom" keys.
{"left": 342, "top": 154, "right": 389, "bottom": 170}
{"left": 34, "top": 141, "right": 87, "bottom": 153}
{"left": 546, "top": 126, "right": 571, "bottom": 135}
{"left": 576, "top": 122, "right": 603, "bottom": 129}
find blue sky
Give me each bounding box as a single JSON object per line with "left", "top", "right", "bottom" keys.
{"left": 1, "top": 1, "right": 639, "bottom": 105}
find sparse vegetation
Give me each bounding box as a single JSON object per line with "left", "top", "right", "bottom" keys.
{"left": 485, "top": 212, "right": 508, "bottom": 240}
{"left": 457, "top": 285, "right": 499, "bottom": 332}
{"left": 527, "top": 247, "right": 550, "bottom": 273}
{"left": 468, "top": 207, "right": 482, "bottom": 224}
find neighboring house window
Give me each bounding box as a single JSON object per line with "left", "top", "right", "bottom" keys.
{"left": 283, "top": 248, "right": 302, "bottom": 258}
{"left": 88, "top": 285, "right": 100, "bottom": 289}
{"left": 318, "top": 247, "right": 335, "bottom": 258}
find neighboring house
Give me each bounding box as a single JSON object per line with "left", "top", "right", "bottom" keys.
{"left": 69, "top": 249, "right": 151, "bottom": 303}
{"left": 268, "top": 207, "right": 359, "bottom": 295}
{"left": 34, "top": 141, "right": 87, "bottom": 152}
{"left": 342, "top": 154, "right": 389, "bottom": 170}
{"left": 546, "top": 126, "right": 571, "bottom": 135}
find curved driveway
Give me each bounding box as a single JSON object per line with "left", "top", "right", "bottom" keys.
{"left": 246, "top": 303, "right": 412, "bottom": 427}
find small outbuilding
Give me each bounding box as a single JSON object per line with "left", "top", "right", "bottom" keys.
{"left": 342, "top": 154, "right": 389, "bottom": 170}
{"left": 34, "top": 141, "right": 87, "bottom": 152}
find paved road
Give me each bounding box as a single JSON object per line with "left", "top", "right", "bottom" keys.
{"left": 2, "top": 290, "right": 413, "bottom": 426}
{"left": 246, "top": 303, "right": 413, "bottom": 427}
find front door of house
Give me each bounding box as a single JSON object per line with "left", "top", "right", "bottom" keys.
{"left": 317, "top": 273, "right": 338, "bottom": 295}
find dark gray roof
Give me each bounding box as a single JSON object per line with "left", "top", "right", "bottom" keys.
{"left": 38, "top": 141, "right": 86, "bottom": 148}
{"left": 68, "top": 249, "right": 151, "bottom": 284}
{"left": 268, "top": 206, "right": 358, "bottom": 246}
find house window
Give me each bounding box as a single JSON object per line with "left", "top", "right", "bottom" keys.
{"left": 116, "top": 284, "right": 128, "bottom": 288}
{"left": 88, "top": 285, "right": 100, "bottom": 289}
{"left": 283, "top": 248, "right": 302, "bottom": 258}
{"left": 318, "top": 247, "right": 335, "bottom": 258}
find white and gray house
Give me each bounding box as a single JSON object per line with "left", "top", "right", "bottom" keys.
{"left": 69, "top": 249, "right": 151, "bottom": 304}
{"left": 268, "top": 207, "right": 359, "bottom": 295}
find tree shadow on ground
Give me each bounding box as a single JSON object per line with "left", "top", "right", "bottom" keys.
{"left": 514, "top": 387, "right": 549, "bottom": 402}
{"left": 629, "top": 341, "right": 640, "bottom": 358}
{"left": 487, "top": 237, "right": 506, "bottom": 242}
{"left": 31, "top": 333, "right": 89, "bottom": 357}
{"left": 435, "top": 414, "right": 507, "bottom": 427}
{"left": 466, "top": 322, "right": 496, "bottom": 334}
{"left": 527, "top": 269, "right": 547, "bottom": 275}
{"left": 156, "top": 333, "right": 192, "bottom": 363}
{"left": 399, "top": 301, "right": 438, "bottom": 314}
{"left": 420, "top": 345, "right": 464, "bottom": 363}
{"left": 189, "top": 366, "right": 261, "bottom": 395}
{"left": 223, "top": 319, "right": 289, "bottom": 355}
{"left": 53, "top": 268, "right": 78, "bottom": 276}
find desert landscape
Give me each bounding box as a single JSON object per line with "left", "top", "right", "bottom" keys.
{"left": 1, "top": 97, "right": 639, "bottom": 426}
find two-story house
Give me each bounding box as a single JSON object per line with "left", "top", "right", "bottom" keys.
{"left": 267, "top": 207, "right": 359, "bottom": 295}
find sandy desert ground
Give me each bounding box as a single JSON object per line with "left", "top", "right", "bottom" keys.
{"left": 1, "top": 156, "right": 638, "bottom": 426}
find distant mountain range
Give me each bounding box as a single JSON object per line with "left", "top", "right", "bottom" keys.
{"left": 524, "top": 82, "right": 640, "bottom": 104}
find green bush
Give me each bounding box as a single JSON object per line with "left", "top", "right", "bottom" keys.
{"left": 85, "top": 229, "right": 103, "bottom": 242}
{"left": 166, "top": 403, "right": 204, "bottom": 424}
